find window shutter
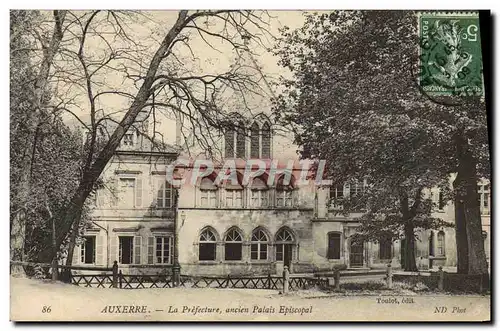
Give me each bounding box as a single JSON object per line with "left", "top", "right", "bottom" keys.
{"left": 110, "top": 177, "right": 118, "bottom": 206}
{"left": 153, "top": 178, "right": 158, "bottom": 207}
{"left": 96, "top": 235, "right": 104, "bottom": 265}
{"left": 135, "top": 178, "right": 143, "bottom": 207}
{"left": 134, "top": 236, "right": 142, "bottom": 264}
{"left": 148, "top": 236, "right": 155, "bottom": 264}
{"left": 110, "top": 235, "right": 118, "bottom": 264}
{"left": 292, "top": 190, "right": 298, "bottom": 207}
{"left": 73, "top": 244, "right": 80, "bottom": 265}
{"left": 96, "top": 189, "right": 104, "bottom": 207}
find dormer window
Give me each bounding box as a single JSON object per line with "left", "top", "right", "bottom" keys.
{"left": 249, "top": 120, "right": 272, "bottom": 159}
{"left": 224, "top": 119, "right": 246, "bottom": 158}
{"left": 250, "top": 177, "right": 269, "bottom": 207}
{"left": 223, "top": 113, "right": 273, "bottom": 159}
{"left": 276, "top": 174, "right": 294, "bottom": 207}
{"left": 123, "top": 132, "right": 134, "bottom": 146}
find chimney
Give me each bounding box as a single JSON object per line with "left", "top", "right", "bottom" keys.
{"left": 241, "top": 33, "right": 251, "bottom": 49}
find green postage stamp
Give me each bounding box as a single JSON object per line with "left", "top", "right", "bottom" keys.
{"left": 418, "top": 12, "right": 484, "bottom": 97}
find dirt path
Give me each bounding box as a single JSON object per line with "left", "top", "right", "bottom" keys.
{"left": 10, "top": 277, "right": 490, "bottom": 322}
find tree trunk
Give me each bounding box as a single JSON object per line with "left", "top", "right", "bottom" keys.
{"left": 453, "top": 172, "right": 469, "bottom": 274}
{"left": 403, "top": 221, "right": 418, "bottom": 272}
{"left": 400, "top": 190, "right": 418, "bottom": 272}
{"left": 10, "top": 212, "right": 26, "bottom": 276}
{"left": 51, "top": 11, "right": 190, "bottom": 263}
{"left": 455, "top": 134, "right": 489, "bottom": 279}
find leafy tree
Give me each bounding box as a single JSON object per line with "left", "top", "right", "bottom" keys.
{"left": 10, "top": 10, "right": 87, "bottom": 269}
{"left": 273, "top": 11, "right": 489, "bottom": 274}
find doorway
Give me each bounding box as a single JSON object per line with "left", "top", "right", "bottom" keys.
{"left": 349, "top": 240, "right": 364, "bottom": 267}
{"left": 283, "top": 244, "right": 293, "bottom": 269}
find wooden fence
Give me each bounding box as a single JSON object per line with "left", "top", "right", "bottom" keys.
{"left": 393, "top": 266, "right": 490, "bottom": 293}
{"left": 12, "top": 261, "right": 487, "bottom": 293}
{"left": 11, "top": 261, "right": 325, "bottom": 292}
{"left": 182, "top": 273, "right": 327, "bottom": 290}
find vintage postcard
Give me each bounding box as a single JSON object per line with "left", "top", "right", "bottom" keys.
{"left": 9, "top": 9, "right": 491, "bottom": 322}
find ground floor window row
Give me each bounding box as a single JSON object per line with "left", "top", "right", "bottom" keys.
{"left": 75, "top": 234, "right": 174, "bottom": 266}
{"left": 326, "top": 232, "right": 393, "bottom": 261}
{"left": 198, "top": 226, "right": 297, "bottom": 262}
{"left": 326, "top": 230, "right": 449, "bottom": 262}
{"left": 75, "top": 228, "right": 454, "bottom": 266}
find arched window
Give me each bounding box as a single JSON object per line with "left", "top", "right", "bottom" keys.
{"left": 275, "top": 228, "right": 295, "bottom": 262}
{"left": 327, "top": 232, "right": 341, "bottom": 259}
{"left": 224, "top": 127, "right": 235, "bottom": 158}
{"left": 428, "top": 231, "right": 434, "bottom": 256}
{"left": 379, "top": 237, "right": 392, "bottom": 260}
{"left": 224, "top": 117, "right": 247, "bottom": 159}
{"left": 437, "top": 231, "right": 445, "bottom": 256}
{"left": 250, "top": 177, "right": 269, "bottom": 207}
{"left": 261, "top": 122, "right": 271, "bottom": 159}
{"left": 224, "top": 228, "right": 243, "bottom": 261}
{"left": 199, "top": 177, "right": 217, "bottom": 207}
{"left": 250, "top": 122, "right": 260, "bottom": 158}
{"left": 251, "top": 228, "right": 269, "bottom": 260}
{"left": 199, "top": 228, "right": 218, "bottom": 261}
{"left": 236, "top": 122, "right": 246, "bottom": 158}
{"left": 276, "top": 174, "right": 294, "bottom": 207}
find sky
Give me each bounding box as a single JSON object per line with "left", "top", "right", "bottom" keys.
{"left": 50, "top": 10, "right": 312, "bottom": 147}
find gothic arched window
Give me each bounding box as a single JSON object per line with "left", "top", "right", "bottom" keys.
{"left": 199, "top": 228, "right": 218, "bottom": 261}
{"left": 224, "top": 228, "right": 243, "bottom": 261}
{"left": 275, "top": 227, "right": 295, "bottom": 262}
{"left": 250, "top": 122, "right": 260, "bottom": 158}
{"left": 251, "top": 228, "right": 269, "bottom": 260}
{"left": 261, "top": 122, "right": 271, "bottom": 159}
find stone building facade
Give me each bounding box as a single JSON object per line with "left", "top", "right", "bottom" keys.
{"left": 72, "top": 49, "right": 491, "bottom": 277}
{"left": 72, "top": 111, "right": 491, "bottom": 276}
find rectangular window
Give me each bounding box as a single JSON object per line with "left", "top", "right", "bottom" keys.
{"left": 251, "top": 190, "right": 268, "bottom": 207}
{"left": 251, "top": 243, "right": 268, "bottom": 260}
{"left": 122, "top": 133, "right": 134, "bottom": 146}
{"left": 330, "top": 185, "right": 344, "bottom": 199}
{"left": 119, "top": 236, "right": 134, "bottom": 264}
{"left": 276, "top": 191, "right": 292, "bottom": 207}
{"left": 224, "top": 243, "right": 242, "bottom": 261}
{"left": 330, "top": 184, "right": 345, "bottom": 208}
{"left": 348, "top": 181, "right": 363, "bottom": 197}
{"left": 275, "top": 244, "right": 284, "bottom": 261}
{"left": 157, "top": 179, "right": 174, "bottom": 208}
{"left": 200, "top": 190, "right": 217, "bottom": 207}
{"left": 119, "top": 178, "right": 136, "bottom": 208}
{"left": 80, "top": 236, "right": 96, "bottom": 264}
{"left": 225, "top": 190, "right": 242, "bottom": 207}
{"left": 155, "top": 236, "right": 172, "bottom": 264}
{"left": 327, "top": 233, "right": 341, "bottom": 259}
{"left": 199, "top": 243, "right": 216, "bottom": 261}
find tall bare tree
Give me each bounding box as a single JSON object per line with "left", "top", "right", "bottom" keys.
{"left": 20, "top": 10, "right": 274, "bottom": 265}
{"left": 10, "top": 10, "right": 68, "bottom": 272}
